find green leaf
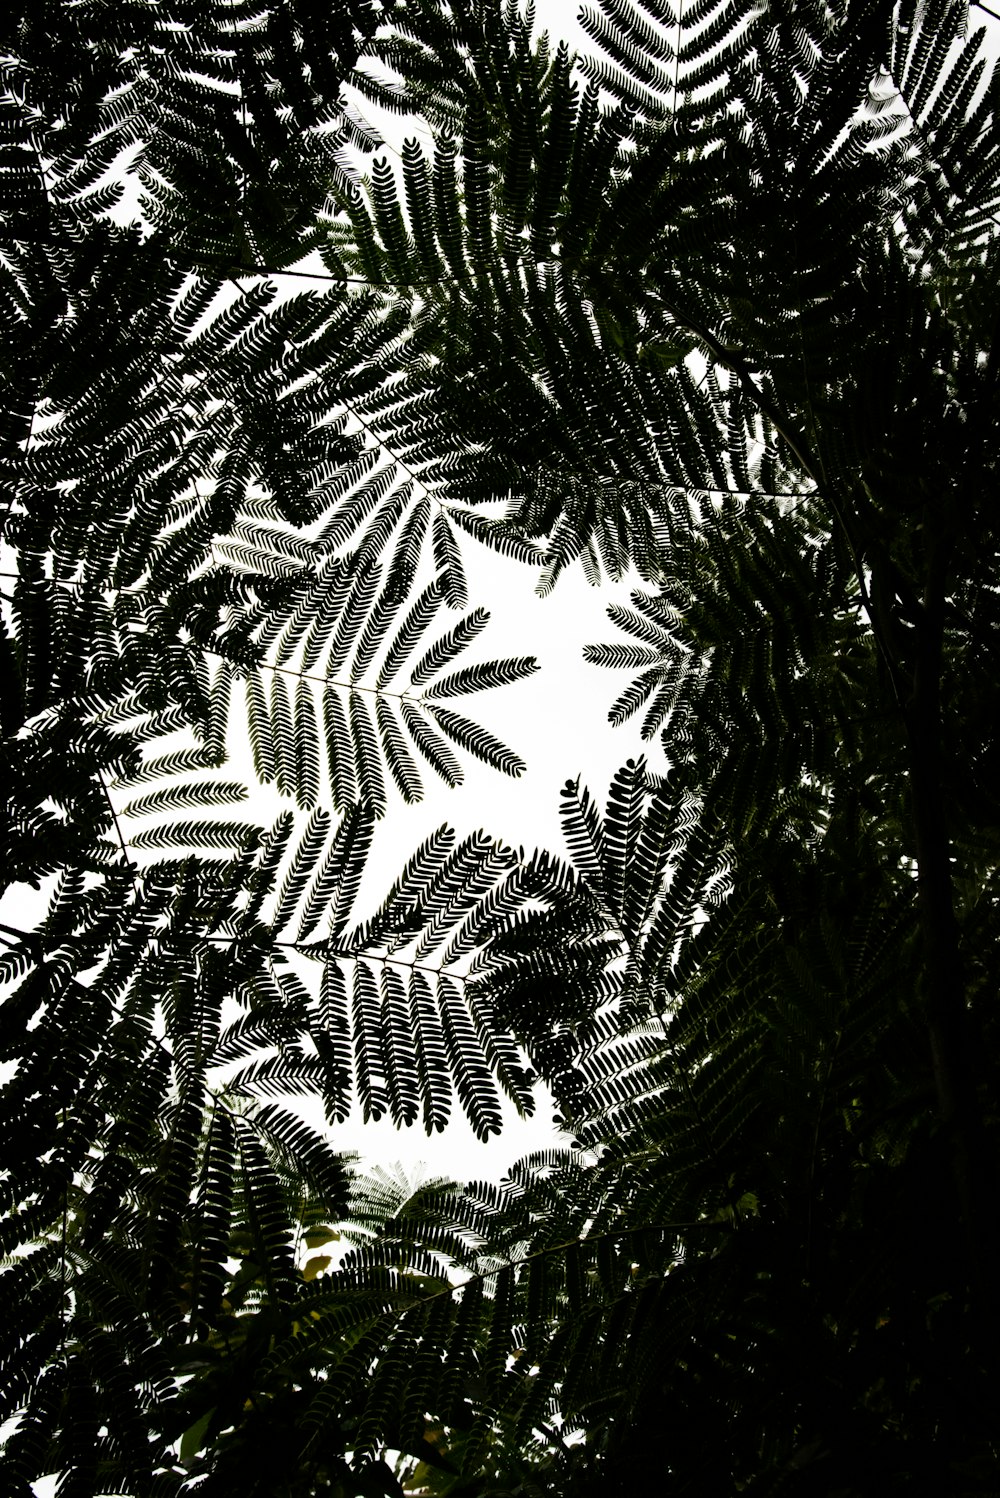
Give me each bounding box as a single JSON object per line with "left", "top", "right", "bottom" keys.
{"left": 302, "top": 1225, "right": 341, "bottom": 1249}
{"left": 179, "top": 1407, "right": 215, "bottom": 1464}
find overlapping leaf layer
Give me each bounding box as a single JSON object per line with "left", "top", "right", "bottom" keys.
{"left": 2, "top": 1, "right": 1000, "bottom": 1494}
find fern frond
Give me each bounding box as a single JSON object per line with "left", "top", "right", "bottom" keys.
{"left": 425, "top": 704, "right": 526, "bottom": 777}
{"left": 376, "top": 695, "right": 425, "bottom": 803}
{"left": 410, "top": 607, "right": 490, "bottom": 688}
{"left": 423, "top": 656, "right": 538, "bottom": 699}
{"left": 401, "top": 700, "right": 464, "bottom": 787}
{"left": 272, "top": 808, "right": 332, "bottom": 933}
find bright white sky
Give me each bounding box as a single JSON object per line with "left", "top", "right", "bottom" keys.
{"left": 7, "top": 0, "right": 998, "bottom": 1191}
{"left": 0, "top": 0, "right": 647, "bottom": 1195}
{"left": 306, "top": 0, "right": 650, "bottom": 1184}
{"left": 310, "top": 551, "right": 652, "bottom": 1185}
{"left": 350, "top": 0, "right": 1000, "bottom": 1184}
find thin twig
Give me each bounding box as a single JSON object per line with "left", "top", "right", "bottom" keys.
{"left": 98, "top": 769, "right": 140, "bottom": 892}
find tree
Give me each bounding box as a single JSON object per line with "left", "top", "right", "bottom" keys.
{"left": 2, "top": 0, "right": 999, "bottom": 1494}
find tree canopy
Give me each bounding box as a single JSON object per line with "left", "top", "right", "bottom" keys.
{"left": 2, "top": 0, "right": 999, "bottom": 1493}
